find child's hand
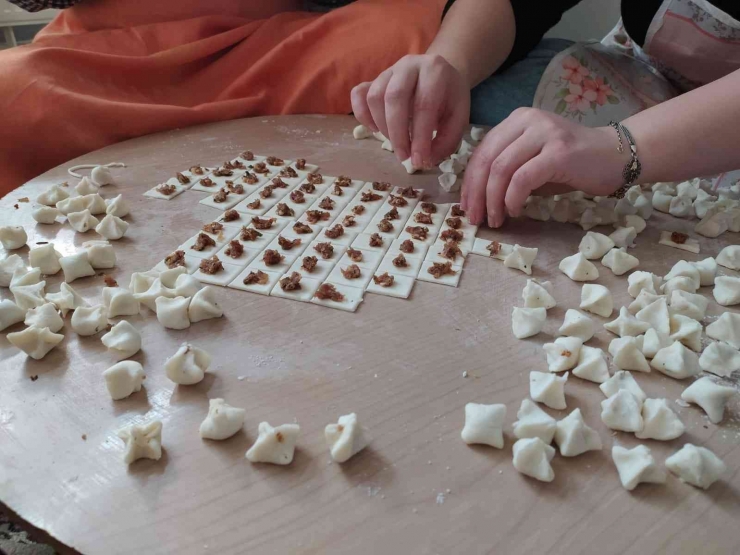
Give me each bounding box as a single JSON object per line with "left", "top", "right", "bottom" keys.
{"left": 351, "top": 54, "right": 469, "bottom": 169}
{"left": 461, "top": 108, "right": 625, "bottom": 227}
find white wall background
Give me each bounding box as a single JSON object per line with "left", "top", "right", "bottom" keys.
{"left": 546, "top": 0, "right": 622, "bottom": 42}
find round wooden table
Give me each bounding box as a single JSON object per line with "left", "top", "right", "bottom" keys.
{"left": 0, "top": 115, "right": 738, "bottom": 555}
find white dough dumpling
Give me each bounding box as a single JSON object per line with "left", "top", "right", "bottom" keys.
{"left": 101, "top": 320, "right": 142, "bottom": 360}
{"left": 155, "top": 296, "right": 191, "bottom": 330}
{"left": 36, "top": 183, "right": 69, "bottom": 206}
{"left": 580, "top": 284, "right": 613, "bottom": 317}
{"left": 521, "top": 279, "right": 556, "bottom": 309}
{"left": 246, "top": 421, "right": 300, "bottom": 465}
{"left": 7, "top": 326, "right": 63, "bottom": 360}
{"left": 164, "top": 343, "right": 210, "bottom": 385}
{"left": 669, "top": 314, "right": 702, "bottom": 352}
{"left": 713, "top": 276, "right": 740, "bottom": 306}
{"left": 601, "top": 388, "right": 644, "bottom": 432}
{"left": 461, "top": 403, "right": 506, "bottom": 449}
{"left": 705, "top": 312, "right": 740, "bottom": 349}
{"left": 95, "top": 214, "right": 129, "bottom": 240}
{"left": 91, "top": 165, "right": 114, "bottom": 186}
{"left": 609, "top": 336, "right": 650, "bottom": 372}
{"left": 103, "top": 361, "right": 146, "bottom": 400}
{"left": 188, "top": 286, "right": 223, "bottom": 323}
{"left": 512, "top": 399, "right": 556, "bottom": 443}
{"left": 105, "top": 194, "right": 130, "bottom": 217}
{"left": 612, "top": 445, "right": 666, "bottom": 491}
{"left": 60, "top": 251, "right": 96, "bottom": 283}
{"left": 102, "top": 287, "right": 140, "bottom": 318}
{"left": 609, "top": 226, "right": 637, "bottom": 248}
{"left": 0, "top": 226, "right": 28, "bottom": 250}
{"left": 0, "top": 299, "right": 25, "bottom": 331}
{"left": 83, "top": 240, "right": 116, "bottom": 269}
{"left": 24, "top": 303, "right": 64, "bottom": 333}
{"left": 554, "top": 408, "right": 602, "bottom": 457}
{"left": 0, "top": 254, "right": 26, "bottom": 287}
{"left": 691, "top": 257, "right": 717, "bottom": 286}
{"left": 28, "top": 243, "right": 62, "bottom": 275}
{"left": 650, "top": 341, "right": 700, "bottom": 379}
{"left": 174, "top": 273, "right": 201, "bottom": 297}
{"left": 669, "top": 290, "right": 707, "bottom": 321}
{"left": 200, "top": 399, "right": 247, "bottom": 441}
{"left": 604, "top": 307, "right": 651, "bottom": 337}
{"left": 118, "top": 420, "right": 162, "bottom": 465}
{"left": 664, "top": 260, "right": 701, "bottom": 290}
{"left": 325, "top": 413, "right": 370, "bottom": 462}
{"left": 699, "top": 341, "right": 740, "bottom": 377}
{"left": 511, "top": 307, "right": 546, "bottom": 339}
{"left": 67, "top": 209, "right": 100, "bottom": 233}
{"left": 627, "top": 271, "right": 662, "bottom": 298}
{"left": 716, "top": 245, "right": 740, "bottom": 270}
{"left": 32, "top": 206, "right": 61, "bottom": 224}
{"left": 543, "top": 337, "right": 582, "bottom": 372}
{"left": 529, "top": 371, "right": 567, "bottom": 410}
{"left": 641, "top": 328, "right": 671, "bottom": 359}
{"left": 503, "top": 245, "right": 538, "bottom": 275}
{"left": 45, "top": 282, "right": 86, "bottom": 316}
{"left": 572, "top": 345, "right": 610, "bottom": 383}
{"left": 635, "top": 297, "right": 670, "bottom": 336}
{"left": 578, "top": 232, "right": 614, "bottom": 259}
{"left": 558, "top": 309, "right": 594, "bottom": 342}
{"left": 665, "top": 444, "right": 726, "bottom": 490}
{"left": 559, "top": 252, "right": 599, "bottom": 281}
{"left": 71, "top": 305, "right": 108, "bottom": 336}
{"left": 10, "top": 267, "right": 41, "bottom": 287}
{"left": 512, "top": 438, "right": 555, "bottom": 482}
{"left": 635, "top": 398, "right": 685, "bottom": 440}
{"left": 11, "top": 282, "right": 47, "bottom": 310}
{"left": 601, "top": 248, "right": 639, "bottom": 276}
{"left": 681, "top": 377, "right": 735, "bottom": 424}
{"left": 75, "top": 176, "right": 99, "bottom": 195}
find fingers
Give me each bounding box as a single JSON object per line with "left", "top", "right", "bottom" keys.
{"left": 384, "top": 67, "right": 419, "bottom": 162}
{"left": 366, "top": 70, "right": 393, "bottom": 141}
{"left": 430, "top": 95, "right": 468, "bottom": 168}
{"left": 485, "top": 132, "right": 543, "bottom": 228}
{"left": 410, "top": 62, "right": 446, "bottom": 169}
{"left": 505, "top": 154, "right": 560, "bottom": 216}
{"left": 351, "top": 82, "right": 376, "bottom": 132}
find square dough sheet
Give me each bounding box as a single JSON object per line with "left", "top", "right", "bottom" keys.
{"left": 367, "top": 213, "right": 405, "bottom": 240}
{"left": 334, "top": 203, "right": 378, "bottom": 233}
{"left": 199, "top": 191, "right": 249, "bottom": 210}
{"left": 264, "top": 235, "right": 311, "bottom": 263}
{"left": 396, "top": 228, "right": 436, "bottom": 248}
{"left": 179, "top": 230, "right": 237, "bottom": 260}
{"left": 228, "top": 267, "right": 282, "bottom": 295}
{"left": 232, "top": 197, "right": 271, "bottom": 216}
{"left": 424, "top": 239, "right": 469, "bottom": 266}
{"left": 152, "top": 253, "right": 201, "bottom": 274}
{"left": 376, "top": 256, "right": 422, "bottom": 279}
{"left": 306, "top": 240, "right": 347, "bottom": 263}
{"left": 387, "top": 238, "right": 428, "bottom": 260}
{"left": 215, "top": 211, "right": 254, "bottom": 229}
{"left": 311, "top": 282, "right": 364, "bottom": 312}
{"left": 215, "top": 244, "right": 262, "bottom": 266}
{"left": 337, "top": 248, "right": 383, "bottom": 272}
{"left": 247, "top": 253, "right": 294, "bottom": 275}
{"left": 327, "top": 263, "right": 374, "bottom": 290}
{"left": 471, "top": 237, "right": 498, "bottom": 257}
{"left": 223, "top": 229, "right": 277, "bottom": 252}
{"left": 288, "top": 256, "right": 337, "bottom": 282}
{"left": 366, "top": 273, "right": 415, "bottom": 299}
{"left": 192, "top": 260, "right": 246, "bottom": 286}
{"left": 144, "top": 179, "right": 187, "bottom": 200}
{"left": 244, "top": 217, "right": 292, "bottom": 234}
{"left": 417, "top": 260, "right": 463, "bottom": 287}
{"left": 351, "top": 232, "right": 391, "bottom": 254}
{"left": 270, "top": 273, "right": 322, "bottom": 303}
{"left": 315, "top": 227, "right": 359, "bottom": 246}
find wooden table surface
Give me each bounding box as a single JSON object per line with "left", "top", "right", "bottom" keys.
{"left": 0, "top": 115, "right": 738, "bottom": 555}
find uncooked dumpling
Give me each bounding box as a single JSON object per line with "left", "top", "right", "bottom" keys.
{"left": 24, "top": 303, "right": 64, "bottom": 333}
{"left": 664, "top": 260, "right": 701, "bottom": 290}
{"left": 159, "top": 266, "right": 188, "bottom": 289}
{"left": 83, "top": 240, "right": 116, "bottom": 269}
{"left": 662, "top": 276, "right": 699, "bottom": 297}
{"left": 164, "top": 343, "right": 210, "bottom": 385}
{"left": 612, "top": 445, "right": 666, "bottom": 490}
{"left": 681, "top": 377, "right": 735, "bottom": 424}
{"left": 103, "top": 361, "right": 146, "bottom": 400}
{"left": 11, "top": 282, "right": 47, "bottom": 310}
{"left": 0, "top": 254, "right": 26, "bottom": 287}
{"left": 628, "top": 291, "right": 664, "bottom": 315}
{"left": 627, "top": 271, "right": 662, "bottom": 297}
{"left": 95, "top": 214, "right": 129, "bottom": 240}
{"left": 246, "top": 421, "right": 301, "bottom": 465}
{"left": 0, "top": 226, "right": 27, "bottom": 250}
{"left": 635, "top": 297, "right": 670, "bottom": 336}
{"left": 75, "top": 176, "right": 99, "bottom": 195}
{"left": 572, "top": 345, "right": 609, "bottom": 383}
{"left": 155, "top": 296, "right": 191, "bottom": 330}
{"left": 118, "top": 420, "right": 162, "bottom": 465}
{"left": 105, "top": 194, "right": 130, "bottom": 217}
{"left": 28, "top": 243, "right": 62, "bottom": 275}
{"left": 173, "top": 273, "right": 201, "bottom": 298}
{"left": 579, "top": 232, "right": 614, "bottom": 259}
{"left": 0, "top": 299, "right": 25, "bottom": 331}
{"left": 713, "top": 276, "right": 740, "bottom": 306}
{"left": 134, "top": 278, "right": 176, "bottom": 311}
{"left": 619, "top": 214, "right": 646, "bottom": 233}
{"left": 529, "top": 371, "right": 567, "bottom": 410}
{"left": 716, "top": 245, "right": 740, "bottom": 270}
{"left": 45, "top": 282, "right": 86, "bottom": 316}
{"left": 609, "top": 226, "right": 636, "bottom": 248}
{"left": 91, "top": 165, "right": 114, "bottom": 186}
{"left": 36, "top": 183, "right": 69, "bottom": 206}
{"left": 521, "top": 279, "right": 556, "bottom": 309}
{"left": 669, "top": 314, "right": 703, "bottom": 352}
{"left": 461, "top": 403, "right": 506, "bottom": 449}
{"left": 10, "top": 267, "right": 41, "bottom": 287}
{"left": 635, "top": 398, "right": 685, "bottom": 440}
{"left": 668, "top": 290, "right": 708, "bottom": 321}
{"left": 650, "top": 341, "right": 700, "bottom": 379}
{"left": 705, "top": 312, "right": 740, "bottom": 349}
{"left": 325, "top": 413, "right": 370, "bottom": 463}
{"left": 641, "top": 328, "right": 670, "bottom": 359}
{"left": 503, "top": 245, "right": 538, "bottom": 275}
{"left": 512, "top": 399, "right": 556, "bottom": 443}
{"left": 691, "top": 257, "right": 717, "bottom": 286}
{"left": 60, "top": 251, "right": 96, "bottom": 282}
{"left": 652, "top": 191, "right": 673, "bottom": 213}
{"left": 604, "top": 307, "right": 651, "bottom": 337}
{"left": 102, "top": 287, "right": 140, "bottom": 318}
{"left": 699, "top": 341, "right": 740, "bottom": 377}
{"left": 695, "top": 209, "right": 729, "bottom": 238}
{"left": 70, "top": 305, "right": 108, "bottom": 336}
{"left": 665, "top": 444, "right": 726, "bottom": 490}
{"left": 381, "top": 139, "right": 394, "bottom": 152}
{"left": 32, "top": 205, "right": 61, "bottom": 224}
{"left": 559, "top": 252, "right": 599, "bottom": 281}
{"left": 543, "top": 337, "right": 582, "bottom": 372}
{"left": 601, "top": 248, "right": 639, "bottom": 276}
{"left": 601, "top": 390, "right": 643, "bottom": 432}
{"left": 67, "top": 209, "right": 100, "bottom": 233}
{"left": 56, "top": 196, "right": 88, "bottom": 216}
{"left": 101, "top": 320, "right": 142, "bottom": 360}
{"left": 353, "top": 124, "right": 372, "bottom": 139}
{"left": 200, "top": 399, "right": 247, "bottom": 441}
{"left": 511, "top": 307, "right": 546, "bottom": 339}
{"left": 188, "top": 286, "right": 223, "bottom": 323}
{"left": 580, "top": 284, "right": 613, "bottom": 317}
{"left": 401, "top": 158, "right": 418, "bottom": 174}
{"left": 129, "top": 270, "right": 160, "bottom": 294}
{"left": 668, "top": 194, "right": 694, "bottom": 218}
{"left": 558, "top": 309, "right": 595, "bottom": 342}
{"left": 554, "top": 408, "right": 602, "bottom": 457}
{"left": 7, "top": 326, "right": 64, "bottom": 360}
{"left": 524, "top": 195, "right": 552, "bottom": 221}
{"left": 609, "top": 336, "right": 650, "bottom": 372}
{"left": 512, "top": 438, "right": 555, "bottom": 482}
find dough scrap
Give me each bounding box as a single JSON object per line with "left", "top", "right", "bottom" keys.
{"left": 543, "top": 336, "right": 582, "bottom": 372}
{"left": 512, "top": 438, "right": 555, "bottom": 482}
{"left": 554, "top": 408, "right": 602, "bottom": 457}
{"left": 601, "top": 389, "right": 643, "bottom": 432}
{"left": 246, "top": 421, "right": 300, "bottom": 465}
{"left": 59, "top": 251, "right": 96, "bottom": 283}
{"left": 325, "top": 412, "right": 370, "bottom": 462}
{"left": 681, "top": 376, "right": 735, "bottom": 424}
{"left": 705, "top": 312, "right": 740, "bottom": 349}
{"left": 24, "top": 303, "right": 64, "bottom": 333}
{"left": 503, "top": 245, "right": 538, "bottom": 275}
{"left": 511, "top": 307, "right": 547, "bottom": 339}
{"left": 118, "top": 420, "right": 162, "bottom": 465}
{"left": 699, "top": 341, "right": 740, "bottom": 377}
{"left": 665, "top": 444, "right": 726, "bottom": 490}
{"left": 605, "top": 307, "right": 651, "bottom": 337}
{"left": 650, "top": 340, "right": 700, "bottom": 379}
{"left": 559, "top": 252, "right": 599, "bottom": 281}
{"left": 530, "top": 371, "right": 568, "bottom": 410}
{"left": 32, "top": 205, "right": 61, "bottom": 224}
{"left": 713, "top": 276, "right": 740, "bottom": 306}
{"left": 635, "top": 297, "right": 670, "bottom": 336}
{"left": 103, "top": 360, "right": 145, "bottom": 400}
{"left": 188, "top": 286, "right": 223, "bottom": 323}
{"left": 512, "top": 399, "right": 556, "bottom": 443}
{"left": 612, "top": 445, "right": 666, "bottom": 490}
{"left": 601, "top": 248, "right": 639, "bottom": 276}
{"left": 558, "top": 309, "right": 595, "bottom": 342}
{"left": 101, "top": 320, "right": 142, "bottom": 360}
{"left": 461, "top": 403, "right": 506, "bottom": 449}
{"left": 669, "top": 314, "right": 703, "bottom": 352}
{"left": 70, "top": 305, "right": 108, "bottom": 336}
{"left": 200, "top": 398, "right": 247, "bottom": 441}
{"left": 164, "top": 343, "right": 210, "bottom": 385}
{"left": 572, "top": 345, "right": 610, "bottom": 383}
{"left": 29, "top": 243, "right": 62, "bottom": 275}
{"left": 635, "top": 398, "right": 685, "bottom": 440}
{"left": 521, "top": 279, "right": 556, "bottom": 309}
{"left": 45, "top": 282, "right": 86, "bottom": 316}
{"left": 102, "top": 287, "right": 140, "bottom": 318}
{"left": 155, "top": 296, "right": 191, "bottom": 330}
{"left": 0, "top": 299, "right": 25, "bottom": 331}
{"left": 580, "top": 284, "right": 613, "bottom": 318}
{"left": 609, "top": 336, "right": 650, "bottom": 372}
{"left": 95, "top": 214, "right": 129, "bottom": 240}
{"left": 7, "top": 325, "right": 64, "bottom": 360}
{"left": 0, "top": 226, "right": 28, "bottom": 250}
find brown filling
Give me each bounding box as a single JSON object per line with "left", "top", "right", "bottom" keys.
{"left": 165, "top": 250, "right": 186, "bottom": 269}
{"left": 290, "top": 190, "right": 305, "bottom": 203}
{"left": 352, "top": 205, "right": 366, "bottom": 215}
{"left": 241, "top": 151, "right": 255, "bottom": 161}
{"left": 280, "top": 166, "right": 298, "bottom": 178}
{"left": 213, "top": 188, "right": 230, "bottom": 203}
{"left": 103, "top": 274, "right": 118, "bottom": 287}
{"left": 440, "top": 240, "right": 462, "bottom": 261}
{"left": 222, "top": 209, "right": 239, "bottom": 222}
{"left": 252, "top": 217, "right": 276, "bottom": 230}
{"left": 399, "top": 186, "right": 418, "bottom": 198}
{"left": 315, "top": 283, "right": 344, "bottom": 301}
{"left": 243, "top": 172, "right": 259, "bottom": 185}
{"left": 440, "top": 229, "right": 463, "bottom": 242}
{"left": 243, "top": 270, "right": 269, "bottom": 285}
{"left": 279, "top": 272, "right": 302, "bottom": 291}
{"left": 227, "top": 182, "right": 245, "bottom": 195}
{"left": 487, "top": 241, "right": 502, "bottom": 257}
{"left": 272, "top": 177, "right": 289, "bottom": 189}
{"left": 295, "top": 159, "right": 306, "bottom": 170}
{"left": 190, "top": 165, "right": 205, "bottom": 175}
{"left": 278, "top": 235, "right": 302, "bottom": 250}
{"left": 202, "top": 222, "right": 224, "bottom": 234}
{"left": 200, "top": 177, "right": 215, "bottom": 188}
{"left": 319, "top": 197, "right": 335, "bottom": 210}
{"left": 377, "top": 219, "right": 394, "bottom": 233}
{"left": 224, "top": 160, "right": 245, "bottom": 170}
{"left": 405, "top": 226, "right": 429, "bottom": 241}
{"left": 300, "top": 182, "right": 316, "bottom": 194}
{"left": 420, "top": 202, "right": 436, "bottom": 214}
{"left": 156, "top": 183, "right": 177, "bottom": 196}
{"left": 342, "top": 215, "right": 356, "bottom": 227}
{"left": 399, "top": 239, "right": 414, "bottom": 253}
{"left": 325, "top": 224, "right": 345, "bottom": 239}
{"left": 306, "top": 173, "right": 323, "bottom": 185}
{"left": 392, "top": 253, "right": 408, "bottom": 268}
{"left": 176, "top": 172, "right": 190, "bottom": 185}
{"left": 373, "top": 272, "right": 394, "bottom": 287}
{"left": 388, "top": 194, "right": 408, "bottom": 207}
{"left": 414, "top": 212, "right": 433, "bottom": 225}
{"left": 445, "top": 217, "right": 462, "bottom": 229}
{"left": 341, "top": 264, "right": 361, "bottom": 279}
{"left": 225, "top": 240, "right": 244, "bottom": 259}
{"left": 361, "top": 191, "right": 382, "bottom": 202}
{"left": 347, "top": 247, "right": 363, "bottom": 262}
{"left": 199, "top": 255, "right": 224, "bottom": 275}
{"left": 192, "top": 232, "right": 216, "bottom": 251}
{"left": 276, "top": 203, "right": 294, "bottom": 217}
{"left": 369, "top": 233, "right": 384, "bottom": 247}
{"left": 428, "top": 261, "right": 456, "bottom": 279}
{"left": 372, "top": 181, "right": 391, "bottom": 191}
{"left": 266, "top": 156, "right": 284, "bottom": 166}
{"left": 670, "top": 231, "right": 688, "bottom": 244}
{"left": 241, "top": 227, "right": 262, "bottom": 241}
{"left": 213, "top": 168, "right": 234, "bottom": 177}
{"left": 306, "top": 210, "right": 330, "bottom": 224}
{"left": 301, "top": 256, "right": 318, "bottom": 272}
{"left": 293, "top": 222, "right": 313, "bottom": 234}
{"left": 336, "top": 175, "right": 352, "bottom": 187}
{"left": 313, "top": 242, "right": 334, "bottom": 259}
{"left": 262, "top": 249, "right": 285, "bottom": 266}
{"left": 384, "top": 207, "right": 400, "bottom": 220}
{"left": 451, "top": 204, "right": 465, "bottom": 217}
{"left": 247, "top": 199, "right": 261, "bottom": 210}
{"left": 260, "top": 185, "right": 274, "bottom": 199}
{"left": 253, "top": 162, "right": 269, "bottom": 174}
{"left": 332, "top": 184, "right": 344, "bottom": 196}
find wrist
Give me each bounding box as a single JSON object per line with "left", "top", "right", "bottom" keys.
{"left": 594, "top": 126, "right": 630, "bottom": 194}
{"left": 425, "top": 48, "right": 473, "bottom": 88}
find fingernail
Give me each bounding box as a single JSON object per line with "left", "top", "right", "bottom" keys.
{"left": 412, "top": 153, "right": 422, "bottom": 169}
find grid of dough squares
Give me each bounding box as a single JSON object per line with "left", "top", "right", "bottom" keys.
{"left": 149, "top": 155, "right": 480, "bottom": 312}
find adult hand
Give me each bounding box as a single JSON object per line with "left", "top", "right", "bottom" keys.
{"left": 351, "top": 54, "right": 470, "bottom": 169}
{"left": 460, "top": 108, "right": 625, "bottom": 227}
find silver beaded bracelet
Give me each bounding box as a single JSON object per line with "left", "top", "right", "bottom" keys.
{"left": 608, "top": 120, "right": 642, "bottom": 199}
